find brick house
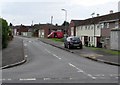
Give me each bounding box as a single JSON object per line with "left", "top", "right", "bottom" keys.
{"left": 99, "top": 12, "right": 119, "bottom": 49}
{"left": 33, "top": 24, "right": 67, "bottom": 38}
{"left": 13, "top": 25, "right": 32, "bottom": 37}
{"left": 69, "top": 20, "right": 83, "bottom": 36}
{"left": 69, "top": 11, "right": 120, "bottom": 48}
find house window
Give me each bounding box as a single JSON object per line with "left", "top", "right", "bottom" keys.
{"left": 104, "top": 23, "right": 109, "bottom": 28}
{"left": 91, "top": 37, "right": 93, "bottom": 42}
{"left": 91, "top": 25, "right": 94, "bottom": 30}
{"left": 89, "top": 37, "right": 90, "bottom": 41}
{"left": 101, "top": 23, "right": 104, "bottom": 29}
{"left": 115, "top": 21, "right": 119, "bottom": 28}
{"left": 106, "top": 23, "right": 109, "bottom": 28}
{"left": 88, "top": 26, "right": 90, "bottom": 30}
{"left": 97, "top": 25, "right": 100, "bottom": 29}
{"left": 85, "top": 26, "right": 87, "bottom": 30}
{"left": 81, "top": 26, "right": 83, "bottom": 30}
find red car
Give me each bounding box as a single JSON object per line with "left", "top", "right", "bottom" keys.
{"left": 48, "top": 31, "right": 64, "bottom": 38}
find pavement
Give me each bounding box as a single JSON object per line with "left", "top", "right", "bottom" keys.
{"left": 39, "top": 38, "right": 120, "bottom": 66}
{"left": 2, "top": 36, "right": 26, "bottom": 69}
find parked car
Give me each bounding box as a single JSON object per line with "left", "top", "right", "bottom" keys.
{"left": 64, "top": 36, "right": 83, "bottom": 49}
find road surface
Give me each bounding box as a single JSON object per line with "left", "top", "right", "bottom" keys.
{"left": 2, "top": 37, "right": 119, "bottom": 83}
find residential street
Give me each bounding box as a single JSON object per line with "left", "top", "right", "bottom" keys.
{"left": 2, "top": 37, "right": 119, "bottom": 83}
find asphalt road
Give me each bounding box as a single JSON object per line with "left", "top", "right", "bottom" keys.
{"left": 2, "top": 37, "right": 119, "bottom": 83}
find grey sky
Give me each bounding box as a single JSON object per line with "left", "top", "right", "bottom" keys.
{"left": 0, "top": 0, "right": 120, "bottom": 25}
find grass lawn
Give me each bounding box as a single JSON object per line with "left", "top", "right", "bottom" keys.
{"left": 49, "top": 38, "right": 64, "bottom": 42}
{"left": 89, "top": 47, "right": 120, "bottom": 55}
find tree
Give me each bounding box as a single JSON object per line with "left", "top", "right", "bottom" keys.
{"left": 62, "top": 21, "right": 69, "bottom": 26}
{"left": 0, "top": 18, "right": 9, "bottom": 48}
{"left": 9, "top": 23, "right": 13, "bottom": 26}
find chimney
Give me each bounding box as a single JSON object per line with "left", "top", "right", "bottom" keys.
{"left": 110, "top": 10, "right": 113, "bottom": 14}
{"left": 97, "top": 14, "right": 99, "bottom": 17}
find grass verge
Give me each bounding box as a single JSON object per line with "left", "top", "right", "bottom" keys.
{"left": 49, "top": 38, "right": 64, "bottom": 42}
{"left": 89, "top": 47, "right": 120, "bottom": 55}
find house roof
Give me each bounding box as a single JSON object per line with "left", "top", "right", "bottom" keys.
{"left": 71, "top": 12, "right": 120, "bottom": 26}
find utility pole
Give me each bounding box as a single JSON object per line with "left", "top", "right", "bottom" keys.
{"left": 61, "top": 9, "right": 67, "bottom": 37}
{"left": 51, "top": 16, "right": 53, "bottom": 25}
{"left": 91, "top": 12, "right": 95, "bottom": 47}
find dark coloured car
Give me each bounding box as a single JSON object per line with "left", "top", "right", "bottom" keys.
{"left": 64, "top": 36, "right": 83, "bottom": 49}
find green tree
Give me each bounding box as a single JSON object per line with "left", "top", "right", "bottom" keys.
{"left": 0, "top": 18, "right": 9, "bottom": 48}
{"left": 62, "top": 21, "right": 69, "bottom": 26}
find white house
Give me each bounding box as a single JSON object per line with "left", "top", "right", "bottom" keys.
{"left": 70, "top": 12, "right": 120, "bottom": 48}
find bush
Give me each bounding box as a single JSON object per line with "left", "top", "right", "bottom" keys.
{"left": 0, "top": 18, "right": 9, "bottom": 48}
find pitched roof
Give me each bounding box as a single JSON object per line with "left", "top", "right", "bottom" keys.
{"left": 71, "top": 12, "right": 120, "bottom": 26}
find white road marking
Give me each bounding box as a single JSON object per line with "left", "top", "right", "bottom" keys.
{"left": 24, "top": 44, "right": 27, "bottom": 46}
{"left": 29, "top": 41, "right": 32, "bottom": 43}
{"left": 69, "top": 78, "right": 72, "bottom": 80}
{"left": 19, "top": 78, "right": 36, "bottom": 81}
{"left": 95, "top": 74, "right": 105, "bottom": 77}
{"left": 0, "top": 78, "right": 12, "bottom": 81}
{"left": 44, "top": 48, "right": 62, "bottom": 60}
{"left": 69, "top": 63, "right": 83, "bottom": 73}
{"left": 68, "top": 63, "right": 96, "bottom": 79}
{"left": 43, "top": 78, "right": 51, "bottom": 80}
{"left": 110, "top": 74, "right": 118, "bottom": 77}
{"left": 52, "top": 54, "right": 61, "bottom": 60}
{"left": 25, "top": 55, "right": 28, "bottom": 58}
{"left": 45, "top": 49, "right": 51, "bottom": 54}
{"left": 87, "top": 74, "right": 96, "bottom": 79}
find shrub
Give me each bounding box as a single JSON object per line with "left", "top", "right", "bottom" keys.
{"left": 0, "top": 18, "right": 9, "bottom": 48}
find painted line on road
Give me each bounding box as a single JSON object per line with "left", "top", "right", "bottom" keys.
{"left": 68, "top": 63, "right": 83, "bottom": 73}
{"left": 29, "top": 41, "right": 32, "bottom": 43}
{"left": 19, "top": 78, "right": 36, "bottom": 81}
{"left": 0, "top": 78, "right": 12, "bottom": 81}
{"left": 44, "top": 48, "right": 62, "bottom": 60}
{"left": 52, "top": 54, "right": 61, "bottom": 60}
{"left": 25, "top": 55, "right": 28, "bottom": 58}
{"left": 68, "top": 63, "right": 96, "bottom": 79}
{"left": 87, "top": 74, "right": 96, "bottom": 79}
{"left": 24, "top": 44, "right": 27, "bottom": 46}
{"left": 45, "top": 49, "right": 51, "bottom": 54}
{"left": 43, "top": 78, "right": 51, "bottom": 80}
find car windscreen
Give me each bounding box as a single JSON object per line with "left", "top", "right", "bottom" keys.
{"left": 71, "top": 37, "right": 80, "bottom": 41}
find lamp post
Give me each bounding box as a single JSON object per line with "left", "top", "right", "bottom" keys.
{"left": 61, "top": 9, "right": 67, "bottom": 22}
{"left": 61, "top": 9, "right": 67, "bottom": 37}
{"left": 91, "top": 12, "right": 95, "bottom": 47}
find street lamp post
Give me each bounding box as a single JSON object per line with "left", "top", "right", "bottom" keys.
{"left": 91, "top": 13, "right": 95, "bottom": 47}
{"left": 61, "top": 9, "right": 67, "bottom": 37}
{"left": 61, "top": 9, "right": 67, "bottom": 22}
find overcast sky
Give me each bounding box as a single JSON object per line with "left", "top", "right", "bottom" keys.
{"left": 0, "top": 0, "right": 120, "bottom": 26}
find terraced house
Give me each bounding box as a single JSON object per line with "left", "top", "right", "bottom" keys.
{"left": 70, "top": 11, "right": 120, "bottom": 49}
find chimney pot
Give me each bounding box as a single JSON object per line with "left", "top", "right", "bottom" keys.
{"left": 97, "top": 14, "right": 99, "bottom": 17}
{"left": 110, "top": 10, "right": 113, "bottom": 14}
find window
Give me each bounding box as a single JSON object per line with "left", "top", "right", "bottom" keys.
{"left": 81, "top": 26, "right": 83, "bottom": 30}
{"left": 91, "top": 25, "right": 94, "bottom": 30}
{"left": 115, "top": 21, "right": 118, "bottom": 28}
{"left": 88, "top": 25, "right": 90, "bottom": 30}
{"left": 85, "top": 26, "right": 87, "bottom": 30}
{"left": 91, "top": 37, "right": 93, "bottom": 42}
{"left": 106, "top": 23, "right": 109, "bottom": 28}
{"left": 97, "top": 25, "right": 100, "bottom": 29}
{"left": 101, "top": 23, "right": 104, "bottom": 28}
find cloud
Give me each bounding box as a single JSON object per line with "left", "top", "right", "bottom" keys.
{"left": 69, "top": 0, "right": 119, "bottom": 6}
{"left": 1, "top": 0, "right": 119, "bottom": 25}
